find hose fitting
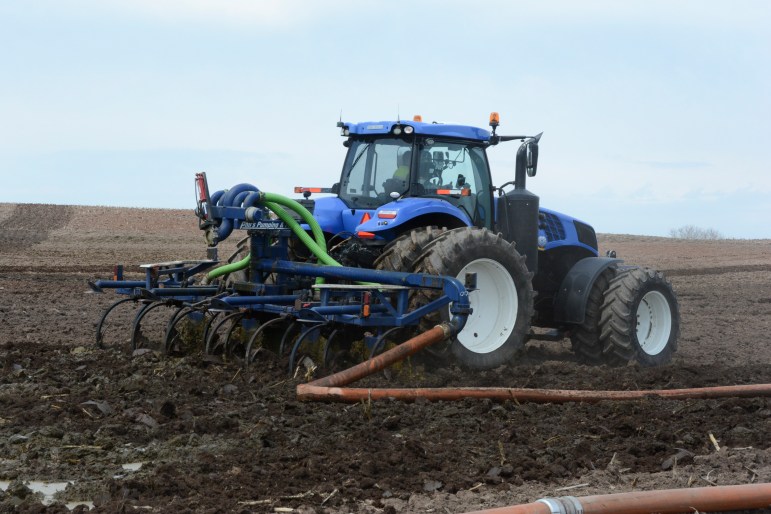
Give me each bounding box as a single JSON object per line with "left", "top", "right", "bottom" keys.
{"left": 537, "top": 497, "right": 583, "bottom": 514}
{"left": 244, "top": 206, "right": 260, "bottom": 222}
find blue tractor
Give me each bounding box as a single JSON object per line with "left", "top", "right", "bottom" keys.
{"left": 289, "top": 113, "right": 680, "bottom": 370}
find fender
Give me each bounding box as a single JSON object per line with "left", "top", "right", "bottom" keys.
{"left": 359, "top": 197, "right": 471, "bottom": 234}
{"left": 553, "top": 257, "right": 622, "bottom": 324}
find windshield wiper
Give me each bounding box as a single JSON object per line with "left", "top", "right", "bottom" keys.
{"left": 347, "top": 143, "right": 370, "bottom": 172}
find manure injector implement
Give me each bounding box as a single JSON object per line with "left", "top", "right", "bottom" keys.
{"left": 89, "top": 176, "right": 473, "bottom": 372}
{"left": 91, "top": 113, "right": 680, "bottom": 373}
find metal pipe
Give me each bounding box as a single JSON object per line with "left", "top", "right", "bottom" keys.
{"left": 148, "top": 287, "right": 219, "bottom": 297}
{"left": 462, "top": 483, "right": 771, "bottom": 514}
{"left": 92, "top": 280, "right": 146, "bottom": 290}
{"left": 221, "top": 294, "right": 299, "bottom": 306}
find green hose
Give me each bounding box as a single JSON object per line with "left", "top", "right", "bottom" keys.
{"left": 207, "top": 253, "right": 251, "bottom": 281}
{"left": 206, "top": 191, "right": 336, "bottom": 282}
{"left": 262, "top": 192, "right": 327, "bottom": 253}
{"left": 266, "top": 202, "right": 338, "bottom": 266}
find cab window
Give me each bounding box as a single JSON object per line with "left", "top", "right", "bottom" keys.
{"left": 339, "top": 138, "right": 410, "bottom": 209}
{"left": 416, "top": 140, "right": 492, "bottom": 228}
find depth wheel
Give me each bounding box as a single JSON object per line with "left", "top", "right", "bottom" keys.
{"left": 599, "top": 267, "right": 680, "bottom": 367}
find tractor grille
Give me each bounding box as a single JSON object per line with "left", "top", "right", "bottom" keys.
{"left": 574, "top": 220, "right": 598, "bottom": 250}
{"left": 540, "top": 212, "right": 566, "bottom": 242}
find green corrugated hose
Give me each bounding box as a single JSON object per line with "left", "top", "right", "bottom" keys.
{"left": 206, "top": 192, "right": 336, "bottom": 282}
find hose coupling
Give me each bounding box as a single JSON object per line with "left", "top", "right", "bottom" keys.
{"left": 536, "top": 496, "right": 583, "bottom": 514}
{"left": 436, "top": 323, "right": 454, "bottom": 340}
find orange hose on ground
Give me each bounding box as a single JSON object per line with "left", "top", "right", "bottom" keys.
{"left": 298, "top": 382, "right": 771, "bottom": 403}
{"left": 462, "top": 483, "right": 771, "bottom": 514}
{"left": 311, "top": 324, "right": 450, "bottom": 388}
{"left": 296, "top": 324, "right": 771, "bottom": 403}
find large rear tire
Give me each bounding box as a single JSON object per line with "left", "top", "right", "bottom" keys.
{"left": 599, "top": 267, "right": 680, "bottom": 367}
{"left": 374, "top": 226, "right": 448, "bottom": 273}
{"left": 412, "top": 227, "right": 534, "bottom": 369}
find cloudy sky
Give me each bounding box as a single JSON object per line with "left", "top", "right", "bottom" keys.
{"left": 1, "top": 1, "right": 769, "bottom": 237}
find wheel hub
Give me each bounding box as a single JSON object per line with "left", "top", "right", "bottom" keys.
{"left": 636, "top": 290, "right": 672, "bottom": 356}
{"left": 455, "top": 258, "right": 518, "bottom": 354}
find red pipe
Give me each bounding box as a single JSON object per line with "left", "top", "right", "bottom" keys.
{"left": 296, "top": 324, "right": 771, "bottom": 403}
{"left": 462, "top": 483, "right": 771, "bottom": 514}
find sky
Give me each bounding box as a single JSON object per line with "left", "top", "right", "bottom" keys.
{"left": 1, "top": 1, "right": 770, "bottom": 238}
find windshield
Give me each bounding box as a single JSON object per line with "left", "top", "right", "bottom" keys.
{"left": 339, "top": 138, "right": 411, "bottom": 209}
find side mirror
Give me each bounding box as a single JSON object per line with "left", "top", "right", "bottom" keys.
{"left": 514, "top": 134, "right": 542, "bottom": 189}
{"left": 526, "top": 141, "right": 539, "bottom": 177}
{"left": 331, "top": 183, "right": 340, "bottom": 194}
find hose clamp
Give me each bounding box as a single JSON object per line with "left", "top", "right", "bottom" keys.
{"left": 536, "top": 496, "right": 583, "bottom": 514}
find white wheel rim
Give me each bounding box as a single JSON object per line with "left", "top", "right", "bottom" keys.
{"left": 454, "top": 258, "right": 518, "bottom": 354}
{"left": 636, "top": 290, "right": 672, "bottom": 356}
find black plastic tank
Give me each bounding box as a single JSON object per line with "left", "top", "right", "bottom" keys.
{"left": 496, "top": 188, "right": 539, "bottom": 273}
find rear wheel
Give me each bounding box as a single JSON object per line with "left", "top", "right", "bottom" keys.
{"left": 412, "top": 227, "right": 534, "bottom": 369}
{"left": 570, "top": 267, "right": 618, "bottom": 364}
{"left": 599, "top": 267, "right": 679, "bottom": 366}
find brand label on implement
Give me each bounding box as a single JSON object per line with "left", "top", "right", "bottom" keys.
{"left": 238, "top": 220, "right": 287, "bottom": 230}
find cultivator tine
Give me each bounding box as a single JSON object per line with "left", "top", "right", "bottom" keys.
{"left": 95, "top": 297, "right": 138, "bottom": 349}
{"left": 368, "top": 326, "right": 404, "bottom": 360}
{"left": 162, "top": 306, "right": 211, "bottom": 356}
{"left": 131, "top": 301, "right": 180, "bottom": 352}
{"left": 321, "top": 328, "right": 340, "bottom": 369}
{"left": 288, "top": 323, "right": 326, "bottom": 376}
{"left": 244, "top": 316, "right": 286, "bottom": 366}
{"left": 278, "top": 321, "right": 301, "bottom": 357}
{"left": 223, "top": 313, "right": 253, "bottom": 357}
{"left": 163, "top": 306, "right": 190, "bottom": 355}
{"left": 129, "top": 302, "right": 155, "bottom": 351}
{"left": 205, "top": 311, "right": 245, "bottom": 355}
{"left": 198, "top": 311, "right": 220, "bottom": 347}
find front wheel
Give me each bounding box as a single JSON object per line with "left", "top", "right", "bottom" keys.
{"left": 412, "top": 227, "right": 534, "bottom": 369}
{"left": 600, "top": 267, "right": 680, "bottom": 366}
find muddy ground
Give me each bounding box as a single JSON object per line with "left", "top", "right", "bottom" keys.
{"left": 0, "top": 203, "right": 769, "bottom": 513}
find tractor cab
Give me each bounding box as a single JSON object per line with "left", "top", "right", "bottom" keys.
{"left": 335, "top": 120, "right": 495, "bottom": 230}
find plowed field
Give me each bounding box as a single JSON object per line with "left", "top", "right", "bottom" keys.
{"left": 1, "top": 203, "right": 769, "bottom": 513}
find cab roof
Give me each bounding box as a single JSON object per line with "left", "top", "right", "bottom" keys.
{"left": 341, "top": 120, "right": 491, "bottom": 142}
